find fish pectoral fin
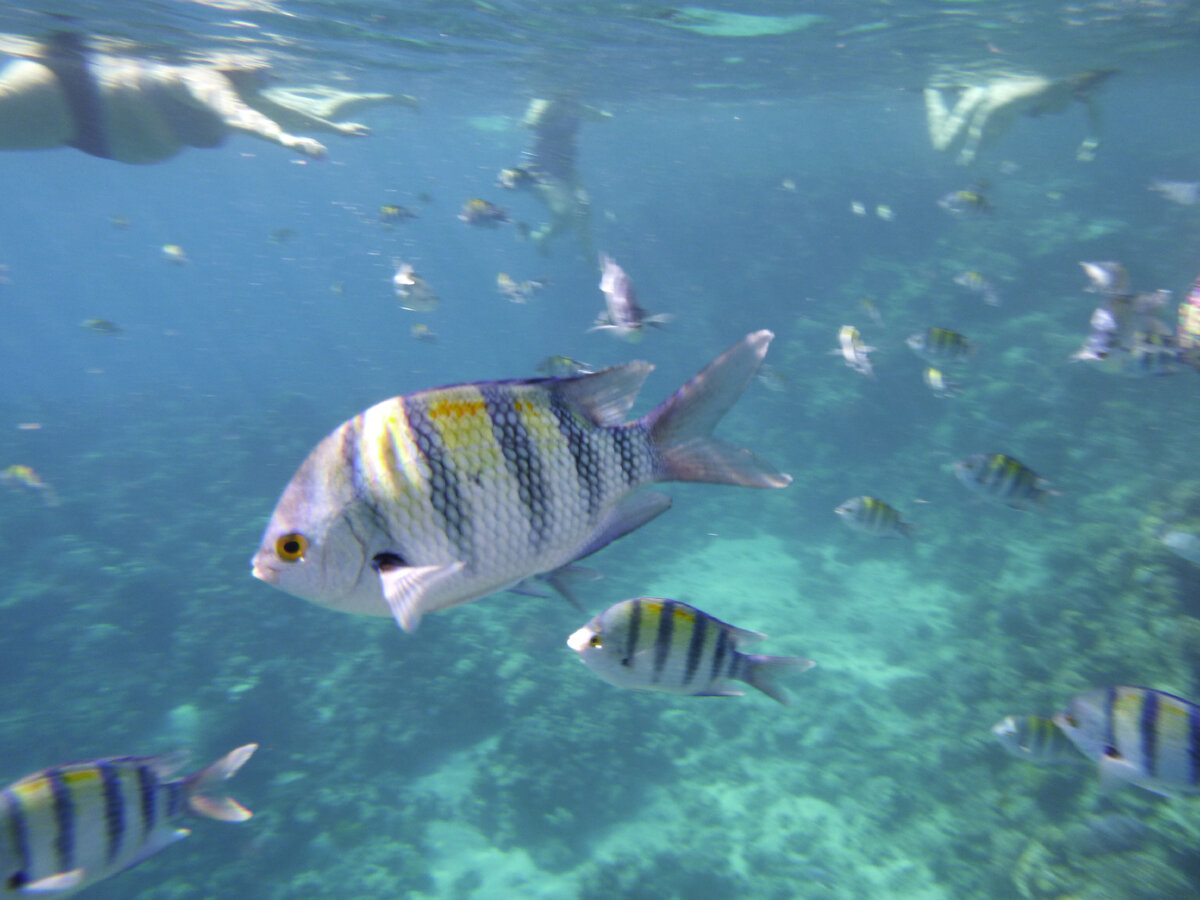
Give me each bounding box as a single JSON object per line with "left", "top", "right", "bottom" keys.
{"left": 378, "top": 562, "right": 466, "bottom": 632}
{"left": 574, "top": 492, "right": 673, "bottom": 561}
{"left": 693, "top": 688, "right": 746, "bottom": 698}
{"left": 19, "top": 870, "right": 84, "bottom": 894}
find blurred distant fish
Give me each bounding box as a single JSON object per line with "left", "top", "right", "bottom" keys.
{"left": 1161, "top": 528, "right": 1200, "bottom": 565}
{"left": 379, "top": 204, "right": 418, "bottom": 224}
{"left": 0, "top": 744, "right": 255, "bottom": 897}
{"left": 849, "top": 200, "right": 867, "bottom": 216}
{"left": 79, "top": 318, "right": 121, "bottom": 336}
{"left": 251, "top": 331, "right": 791, "bottom": 632}
{"left": 991, "top": 714, "right": 1083, "bottom": 765}
{"left": 1054, "top": 685, "right": 1200, "bottom": 796}
{"left": 1079, "top": 261, "right": 1128, "bottom": 296}
{"left": 953, "top": 453, "right": 1053, "bottom": 510}
{"left": 393, "top": 261, "right": 440, "bottom": 312}
{"left": 497, "top": 272, "right": 546, "bottom": 304}
{"left": 108, "top": 214, "right": 130, "bottom": 229}
{"left": 859, "top": 297, "right": 883, "bottom": 327}
{"left": 1, "top": 464, "right": 58, "bottom": 506}
{"left": 590, "top": 254, "right": 672, "bottom": 342}
{"left": 938, "top": 184, "right": 993, "bottom": 216}
{"left": 954, "top": 270, "right": 1001, "bottom": 307}
{"left": 410, "top": 323, "right": 438, "bottom": 344}
{"left": 269, "top": 227, "right": 296, "bottom": 244}
{"left": 834, "top": 496, "right": 914, "bottom": 539}
{"left": 536, "top": 356, "right": 594, "bottom": 378}
{"left": 833, "top": 325, "right": 875, "bottom": 377}
{"left": 922, "top": 366, "right": 959, "bottom": 399}
{"left": 161, "top": 244, "right": 188, "bottom": 265}
{"left": 567, "top": 597, "right": 815, "bottom": 704}
{"left": 755, "top": 362, "right": 789, "bottom": 393}
{"left": 1148, "top": 179, "right": 1200, "bottom": 206}
{"left": 875, "top": 204, "right": 895, "bottom": 221}
{"left": 907, "top": 327, "right": 973, "bottom": 365}
{"left": 458, "top": 198, "right": 511, "bottom": 227}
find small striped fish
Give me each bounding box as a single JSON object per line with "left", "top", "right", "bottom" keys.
{"left": 567, "top": 598, "right": 815, "bottom": 704}
{"left": 953, "top": 453, "right": 1053, "bottom": 510}
{"left": 0, "top": 744, "right": 255, "bottom": 896}
{"left": 1054, "top": 686, "right": 1200, "bottom": 796}
{"left": 991, "top": 715, "right": 1083, "bottom": 765}
{"left": 833, "top": 496, "right": 915, "bottom": 539}
{"left": 253, "top": 331, "right": 790, "bottom": 632}
{"left": 906, "top": 327, "right": 974, "bottom": 365}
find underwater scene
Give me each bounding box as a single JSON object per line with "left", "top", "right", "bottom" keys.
{"left": 3, "top": 1, "right": 1200, "bottom": 898}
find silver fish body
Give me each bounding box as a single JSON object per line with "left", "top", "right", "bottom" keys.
{"left": 991, "top": 715, "right": 1082, "bottom": 765}
{"left": 567, "top": 597, "right": 814, "bottom": 704}
{"left": 591, "top": 255, "right": 671, "bottom": 342}
{"left": 0, "top": 745, "right": 255, "bottom": 897}
{"left": 1054, "top": 686, "right": 1200, "bottom": 796}
{"left": 953, "top": 453, "right": 1052, "bottom": 510}
{"left": 1162, "top": 529, "right": 1200, "bottom": 565}
{"left": 833, "top": 496, "right": 914, "bottom": 538}
{"left": 252, "top": 331, "right": 790, "bottom": 632}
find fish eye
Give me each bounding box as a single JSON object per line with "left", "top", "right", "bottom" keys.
{"left": 275, "top": 533, "right": 308, "bottom": 562}
{"left": 588, "top": 634, "right": 603, "bottom": 648}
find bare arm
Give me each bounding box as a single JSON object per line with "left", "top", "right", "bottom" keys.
{"left": 178, "top": 67, "right": 327, "bottom": 158}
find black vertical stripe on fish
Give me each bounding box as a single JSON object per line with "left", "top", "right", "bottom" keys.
{"left": 1189, "top": 705, "right": 1200, "bottom": 787}
{"left": 46, "top": 770, "right": 74, "bottom": 871}
{"left": 683, "top": 610, "right": 708, "bottom": 686}
{"left": 549, "top": 393, "right": 604, "bottom": 518}
{"left": 165, "top": 781, "right": 184, "bottom": 819}
{"left": 623, "top": 598, "right": 642, "bottom": 667}
{"left": 1140, "top": 690, "right": 1159, "bottom": 777}
{"left": 611, "top": 425, "right": 641, "bottom": 487}
{"left": 482, "top": 387, "right": 551, "bottom": 549}
{"left": 402, "top": 397, "right": 472, "bottom": 558}
{"left": 98, "top": 762, "right": 124, "bottom": 863}
{"left": 1, "top": 789, "right": 31, "bottom": 879}
{"left": 1104, "top": 686, "right": 1119, "bottom": 756}
{"left": 710, "top": 628, "right": 730, "bottom": 684}
{"left": 652, "top": 600, "right": 675, "bottom": 682}
{"left": 137, "top": 765, "right": 157, "bottom": 833}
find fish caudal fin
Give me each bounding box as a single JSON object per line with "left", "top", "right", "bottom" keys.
{"left": 741, "top": 655, "right": 816, "bottom": 705}
{"left": 185, "top": 743, "right": 257, "bottom": 822}
{"left": 644, "top": 330, "right": 791, "bottom": 488}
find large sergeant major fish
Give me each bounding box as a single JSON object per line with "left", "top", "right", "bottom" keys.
{"left": 0, "top": 744, "right": 255, "bottom": 897}
{"left": 252, "top": 331, "right": 791, "bottom": 632}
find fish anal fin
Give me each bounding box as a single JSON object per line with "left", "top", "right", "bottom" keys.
{"left": 20, "top": 870, "right": 84, "bottom": 895}
{"left": 574, "top": 492, "right": 672, "bottom": 561}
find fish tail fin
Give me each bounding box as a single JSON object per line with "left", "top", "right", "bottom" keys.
{"left": 643, "top": 330, "right": 791, "bottom": 488}
{"left": 741, "top": 654, "right": 816, "bottom": 705}
{"left": 185, "top": 743, "right": 257, "bottom": 822}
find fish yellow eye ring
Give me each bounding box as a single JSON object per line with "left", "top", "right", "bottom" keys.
{"left": 589, "top": 634, "right": 602, "bottom": 648}
{"left": 275, "top": 533, "right": 308, "bottom": 562}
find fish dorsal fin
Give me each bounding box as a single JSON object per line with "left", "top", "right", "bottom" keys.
{"left": 148, "top": 750, "right": 191, "bottom": 779}
{"left": 554, "top": 362, "right": 654, "bottom": 427}
{"left": 726, "top": 625, "right": 768, "bottom": 647}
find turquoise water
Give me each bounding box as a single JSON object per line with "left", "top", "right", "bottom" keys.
{"left": 3, "top": 2, "right": 1200, "bottom": 897}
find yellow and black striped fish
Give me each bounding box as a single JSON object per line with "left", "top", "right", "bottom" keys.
{"left": 252, "top": 331, "right": 791, "bottom": 632}
{"left": 953, "top": 453, "right": 1052, "bottom": 510}
{"left": 567, "top": 598, "right": 814, "bottom": 704}
{"left": 991, "top": 715, "right": 1083, "bottom": 766}
{"left": 906, "top": 327, "right": 974, "bottom": 365}
{"left": 0, "top": 744, "right": 255, "bottom": 896}
{"left": 1054, "top": 686, "right": 1200, "bottom": 796}
{"left": 833, "top": 495, "right": 915, "bottom": 539}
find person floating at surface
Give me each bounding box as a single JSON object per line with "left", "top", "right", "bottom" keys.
{"left": 497, "top": 96, "right": 609, "bottom": 258}
{"left": 924, "top": 68, "right": 1115, "bottom": 165}
{"left": 0, "top": 31, "right": 405, "bottom": 163}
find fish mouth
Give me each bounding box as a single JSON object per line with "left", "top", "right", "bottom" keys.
{"left": 566, "top": 626, "right": 593, "bottom": 653}
{"left": 250, "top": 553, "right": 279, "bottom": 584}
